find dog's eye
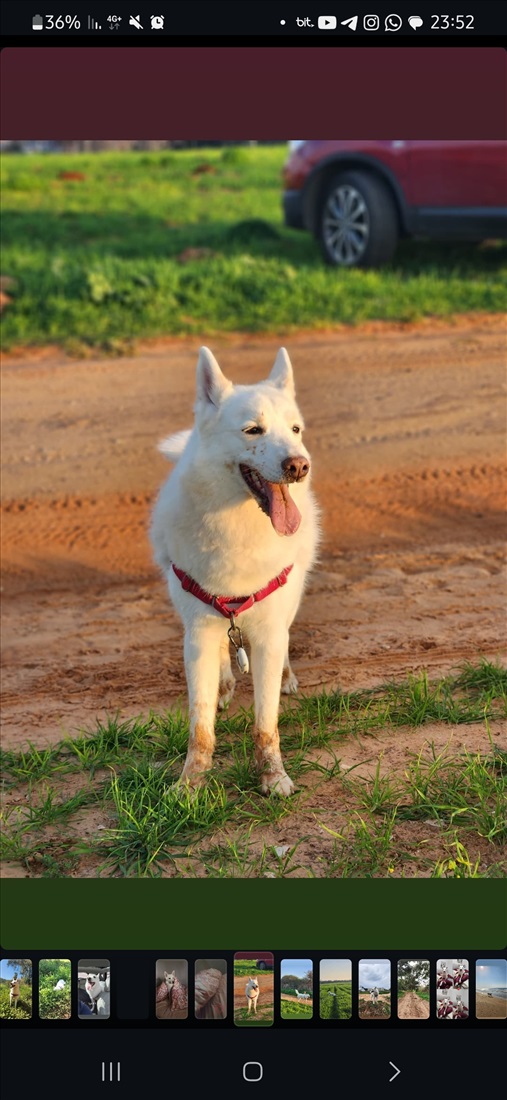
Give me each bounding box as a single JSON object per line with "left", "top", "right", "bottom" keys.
{"left": 292, "top": 425, "right": 301, "bottom": 434}
{"left": 243, "top": 426, "right": 263, "bottom": 436}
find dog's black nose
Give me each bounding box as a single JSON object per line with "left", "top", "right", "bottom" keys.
{"left": 282, "top": 455, "right": 310, "bottom": 482}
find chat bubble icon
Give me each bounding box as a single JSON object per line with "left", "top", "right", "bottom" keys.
{"left": 408, "top": 15, "right": 423, "bottom": 29}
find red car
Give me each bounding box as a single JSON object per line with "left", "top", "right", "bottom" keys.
{"left": 235, "top": 952, "right": 273, "bottom": 970}
{"left": 283, "top": 140, "right": 507, "bottom": 267}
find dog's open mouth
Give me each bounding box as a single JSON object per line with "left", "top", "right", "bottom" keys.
{"left": 239, "top": 464, "right": 301, "bottom": 536}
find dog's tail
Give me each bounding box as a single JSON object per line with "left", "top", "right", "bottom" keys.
{"left": 158, "top": 430, "right": 192, "bottom": 462}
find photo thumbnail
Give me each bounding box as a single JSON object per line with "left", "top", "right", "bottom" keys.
{"left": 319, "top": 959, "right": 352, "bottom": 1020}
{"left": 359, "top": 960, "right": 391, "bottom": 1019}
{"left": 476, "top": 960, "right": 507, "bottom": 1020}
{"left": 156, "top": 959, "right": 188, "bottom": 1019}
{"left": 78, "top": 959, "right": 110, "bottom": 1018}
{"left": 397, "top": 960, "right": 430, "bottom": 1019}
{"left": 234, "top": 952, "right": 274, "bottom": 1026}
{"left": 194, "top": 959, "right": 227, "bottom": 1020}
{"left": 280, "top": 959, "right": 313, "bottom": 1020}
{"left": 39, "top": 959, "right": 71, "bottom": 1019}
{"left": 0, "top": 959, "right": 32, "bottom": 1019}
{"left": 436, "top": 959, "right": 469, "bottom": 1019}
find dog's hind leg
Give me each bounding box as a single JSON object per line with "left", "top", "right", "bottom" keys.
{"left": 179, "top": 621, "right": 223, "bottom": 786}
{"left": 281, "top": 652, "right": 298, "bottom": 696}
{"left": 218, "top": 636, "right": 236, "bottom": 710}
{"left": 250, "top": 630, "right": 294, "bottom": 797}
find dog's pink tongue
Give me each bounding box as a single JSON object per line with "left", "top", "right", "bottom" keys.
{"left": 266, "top": 482, "right": 301, "bottom": 536}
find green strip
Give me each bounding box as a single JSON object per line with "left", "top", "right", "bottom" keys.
{"left": 1, "top": 881, "right": 505, "bottom": 950}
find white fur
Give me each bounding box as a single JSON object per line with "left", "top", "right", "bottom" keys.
{"left": 164, "top": 969, "right": 176, "bottom": 989}
{"left": 85, "top": 973, "right": 110, "bottom": 1017}
{"left": 150, "top": 347, "right": 320, "bottom": 796}
{"left": 158, "top": 430, "right": 192, "bottom": 462}
{"left": 9, "top": 977, "right": 20, "bottom": 1010}
{"left": 246, "top": 977, "right": 260, "bottom": 1013}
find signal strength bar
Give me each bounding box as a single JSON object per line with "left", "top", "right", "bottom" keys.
{"left": 88, "top": 15, "right": 102, "bottom": 30}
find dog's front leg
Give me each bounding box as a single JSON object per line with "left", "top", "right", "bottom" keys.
{"left": 180, "top": 621, "right": 222, "bottom": 786}
{"left": 250, "top": 631, "right": 294, "bottom": 797}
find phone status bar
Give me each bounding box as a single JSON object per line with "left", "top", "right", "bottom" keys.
{"left": 1, "top": 2, "right": 506, "bottom": 37}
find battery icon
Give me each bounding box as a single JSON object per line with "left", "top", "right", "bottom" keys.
{"left": 32, "top": 14, "right": 43, "bottom": 29}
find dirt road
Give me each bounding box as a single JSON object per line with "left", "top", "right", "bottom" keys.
{"left": 1, "top": 316, "right": 506, "bottom": 750}
{"left": 398, "top": 991, "right": 430, "bottom": 1019}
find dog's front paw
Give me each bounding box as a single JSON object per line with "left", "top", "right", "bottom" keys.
{"left": 172, "top": 767, "right": 205, "bottom": 792}
{"left": 167, "top": 779, "right": 202, "bottom": 804}
{"left": 260, "top": 771, "right": 295, "bottom": 797}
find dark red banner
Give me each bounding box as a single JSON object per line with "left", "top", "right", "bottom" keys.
{"left": 1, "top": 46, "right": 506, "bottom": 139}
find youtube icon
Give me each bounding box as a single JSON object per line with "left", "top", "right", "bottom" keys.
{"left": 318, "top": 15, "right": 337, "bottom": 29}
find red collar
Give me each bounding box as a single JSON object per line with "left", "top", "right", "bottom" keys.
{"left": 171, "top": 562, "right": 293, "bottom": 620}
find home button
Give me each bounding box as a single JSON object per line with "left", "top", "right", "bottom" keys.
{"left": 243, "top": 1062, "right": 263, "bottom": 1082}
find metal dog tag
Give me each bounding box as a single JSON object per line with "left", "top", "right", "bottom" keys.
{"left": 228, "top": 615, "right": 249, "bottom": 675}
{"left": 236, "top": 646, "right": 249, "bottom": 675}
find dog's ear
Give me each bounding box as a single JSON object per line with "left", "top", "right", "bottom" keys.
{"left": 269, "top": 348, "right": 295, "bottom": 397}
{"left": 196, "top": 347, "right": 232, "bottom": 409}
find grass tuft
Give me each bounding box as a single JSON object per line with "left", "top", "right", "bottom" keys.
{"left": 1, "top": 660, "right": 505, "bottom": 877}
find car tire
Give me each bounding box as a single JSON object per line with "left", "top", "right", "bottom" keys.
{"left": 318, "top": 170, "right": 398, "bottom": 268}
{"left": 257, "top": 961, "right": 266, "bottom": 970}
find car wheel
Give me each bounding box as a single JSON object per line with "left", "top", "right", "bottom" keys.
{"left": 257, "top": 961, "right": 266, "bottom": 970}
{"left": 318, "top": 171, "right": 398, "bottom": 268}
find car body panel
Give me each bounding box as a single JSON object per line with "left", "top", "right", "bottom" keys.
{"left": 405, "top": 140, "right": 507, "bottom": 206}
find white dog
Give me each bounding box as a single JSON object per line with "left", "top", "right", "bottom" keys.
{"left": 151, "top": 347, "right": 319, "bottom": 796}
{"left": 9, "top": 975, "right": 20, "bottom": 1010}
{"left": 163, "top": 970, "right": 176, "bottom": 994}
{"left": 246, "top": 977, "right": 260, "bottom": 1014}
{"left": 85, "top": 972, "right": 110, "bottom": 1017}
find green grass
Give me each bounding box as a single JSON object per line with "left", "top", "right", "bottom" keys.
{"left": 234, "top": 1003, "right": 274, "bottom": 1026}
{"left": 2, "top": 147, "right": 506, "bottom": 352}
{"left": 280, "top": 997, "right": 313, "bottom": 1019}
{"left": 320, "top": 981, "right": 352, "bottom": 1019}
{"left": 234, "top": 961, "right": 272, "bottom": 976}
{"left": 1, "top": 661, "right": 505, "bottom": 878}
{"left": 0, "top": 979, "right": 32, "bottom": 1020}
